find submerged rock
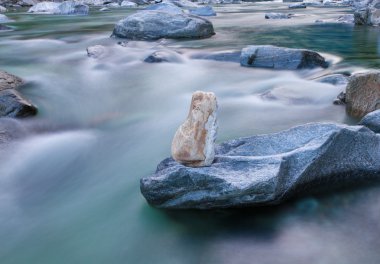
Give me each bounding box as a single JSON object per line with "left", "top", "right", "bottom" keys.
{"left": 346, "top": 71, "right": 380, "bottom": 118}
{"left": 189, "top": 6, "right": 216, "bottom": 16}
{"left": 28, "top": 1, "right": 89, "bottom": 15}
{"left": 315, "top": 74, "right": 349, "bottom": 86}
{"left": 359, "top": 109, "right": 380, "bottom": 133}
{"left": 0, "top": 24, "right": 12, "bottom": 30}
{"left": 112, "top": 11, "right": 215, "bottom": 40}
{"left": 289, "top": 3, "right": 307, "bottom": 8}
{"left": 144, "top": 49, "right": 183, "bottom": 63}
{"left": 0, "top": 70, "right": 23, "bottom": 90}
{"left": 171, "top": 91, "right": 218, "bottom": 167}
{"left": 86, "top": 45, "right": 107, "bottom": 59}
{"left": 0, "top": 89, "right": 37, "bottom": 118}
{"left": 141, "top": 122, "right": 380, "bottom": 209}
{"left": 240, "top": 45, "right": 328, "bottom": 70}
{"left": 265, "top": 13, "right": 292, "bottom": 19}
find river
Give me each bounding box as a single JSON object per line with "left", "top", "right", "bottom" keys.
{"left": 0, "top": 3, "right": 380, "bottom": 263}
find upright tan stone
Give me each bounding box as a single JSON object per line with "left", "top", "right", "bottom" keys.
{"left": 171, "top": 91, "right": 218, "bottom": 167}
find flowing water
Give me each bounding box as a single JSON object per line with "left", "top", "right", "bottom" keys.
{"left": 0, "top": 3, "right": 380, "bottom": 264}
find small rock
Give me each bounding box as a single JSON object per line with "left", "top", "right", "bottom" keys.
{"left": 265, "top": 13, "right": 292, "bottom": 19}
{"left": 171, "top": 91, "right": 218, "bottom": 167}
{"left": 359, "top": 109, "right": 380, "bottom": 133}
{"left": 112, "top": 11, "right": 215, "bottom": 40}
{"left": 105, "top": 2, "right": 120, "bottom": 7}
{"left": 283, "top": 0, "right": 303, "bottom": 2}
{"left": 0, "top": 89, "right": 37, "bottom": 118}
{"left": 346, "top": 71, "right": 380, "bottom": 118}
{"left": 99, "top": 7, "right": 110, "bottom": 11}
{"left": 120, "top": 0, "right": 138, "bottom": 6}
{"left": 336, "top": 14, "right": 354, "bottom": 23}
{"left": 289, "top": 3, "right": 306, "bottom": 8}
{"left": 169, "top": 0, "right": 198, "bottom": 8}
{"left": 189, "top": 6, "right": 216, "bottom": 16}
{"left": 0, "top": 6, "right": 7, "bottom": 12}
{"left": 0, "top": 70, "right": 23, "bottom": 90}
{"left": 86, "top": 45, "right": 107, "bottom": 59}
{"left": 333, "top": 92, "right": 346, "bottom": 105}
{"left": 240, "top": 45, "right": 328, "bottom": 70}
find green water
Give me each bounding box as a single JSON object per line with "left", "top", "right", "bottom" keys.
{"left": 0, "top": 3, "right": 380, "bottom": 264}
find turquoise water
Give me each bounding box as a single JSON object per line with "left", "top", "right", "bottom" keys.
{"left": 0, "top": 3, "right": 380, "bottom": 264}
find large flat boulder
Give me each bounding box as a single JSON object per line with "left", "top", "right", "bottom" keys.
{"left": 140, "top": 122, "right": 380, "bottom": 209}
{"left": 240, "top": 45, "right": 328, "bottom": 70}
{"left": 346, "top": 71, "right": 380, "bottom": 118}
{"left": 112, "top": 11, "right": 215, "bottom": 40}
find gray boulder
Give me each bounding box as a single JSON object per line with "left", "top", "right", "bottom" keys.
{"left": 189, "top": 6, "right": 216, "bottom": 16}
{"left": 354, "top": 0, "right": 380, "bottom": 26}
{"left": 112, "top": 11, "right": 215, "bottom": 40}
{"left": 0, "top": 70, "right": 23, "bottom": 90}
{"left": 145, "top": 2, "right": 183, "bottom": 14}
{"left": 240, "top": 45, "right": 328, "bottom": 70}
{"left": 265, "top": 13, "right": 292, "bottom": 19}
{"left": 140, "top": 123, "right": 380, "bottom": 209}
{"left": 28, "top": 1, "right": 89, "bottom": 15}
{"left": 0, "top": 5, "right": 7, "bottom": 12}
{"left": 0, "top": 89, "right": 37, "bottom": 118}
{"left": 359, "top": 109, "right": 380, "bottom": 133}
{"left": 346, "top": 71, "right": 380, "bottom": 118}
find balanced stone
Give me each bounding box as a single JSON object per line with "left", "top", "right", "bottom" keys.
{"left": 171, "top": 91, "right": 218, "bottom": 167}
{"left": 240, "top": 45, "right": 328, "bottom": 70}
{"left": 112, "top": 11, "right": 215, "bottom": 40}
{"left": 141, "top": 121, "right": 380, "bottom": 209}
{"left": 346, "top": 71, "right": 380, "bottom": 118}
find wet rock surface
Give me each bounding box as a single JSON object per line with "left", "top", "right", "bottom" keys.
{"left": 141, "top": 121, "right": 380, "bottom": 209}
{"left": 240, "top": 45, "right": 328, "bottom": 70}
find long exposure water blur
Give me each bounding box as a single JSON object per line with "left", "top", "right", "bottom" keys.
{"left": 1, "top": 3, "right": 380, "bottom": 264}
